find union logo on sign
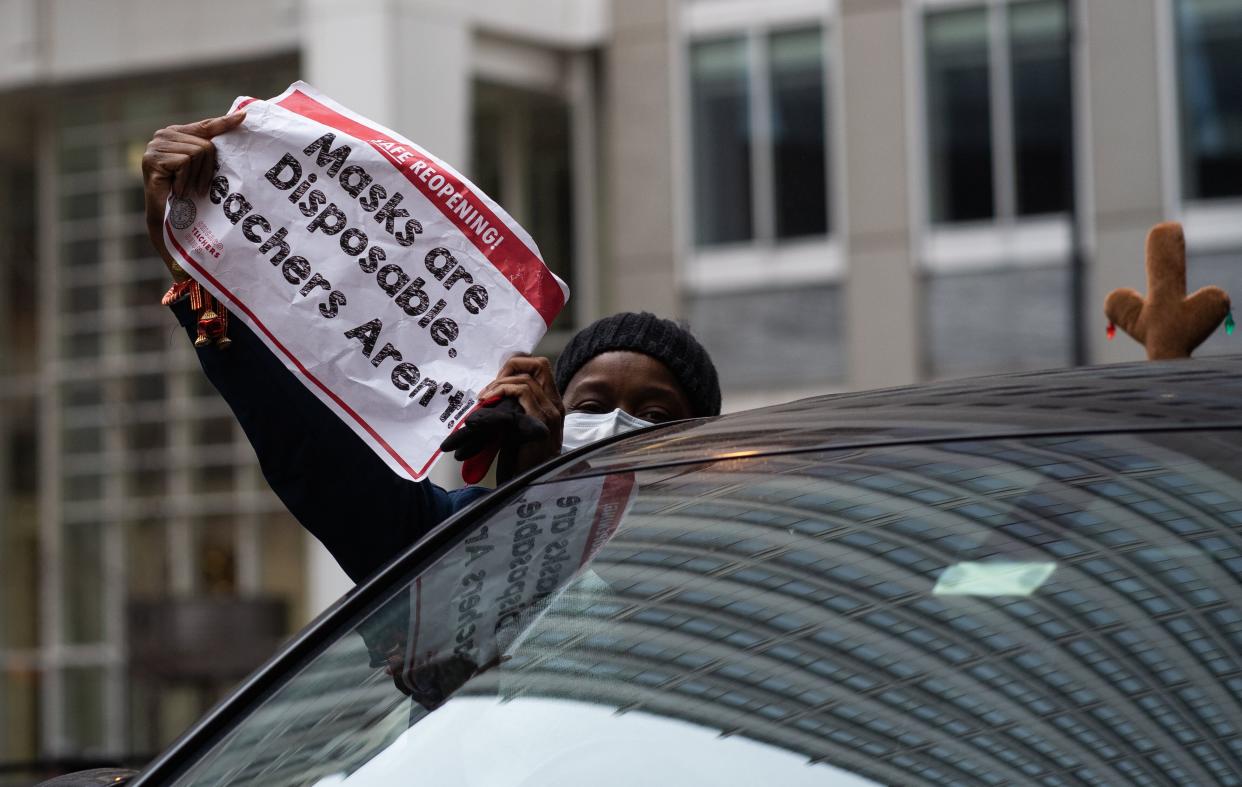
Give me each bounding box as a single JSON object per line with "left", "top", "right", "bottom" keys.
{"left": 169, "top": 196, "right": 197, "bottom": 230}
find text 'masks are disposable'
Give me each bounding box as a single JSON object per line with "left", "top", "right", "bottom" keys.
{"left": 164, "top": 82, "right": 569, "bottom": 481}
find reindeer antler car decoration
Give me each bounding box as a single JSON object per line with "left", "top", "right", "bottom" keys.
{"left": 1104, "top": 221, "right": 1232, "bottom": 360}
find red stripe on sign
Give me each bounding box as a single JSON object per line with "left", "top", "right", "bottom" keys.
{"left": 165, "top": 218, "right": 442, "bottom": 480}
{"left": 275, "top": 90, "right": 565, "bottom": 328}
{"left": 578, "top": 473, "right": 636, "bottom": 568}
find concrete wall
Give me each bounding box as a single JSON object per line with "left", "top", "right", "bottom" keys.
{"left": 0, "top": 0, "right": 607, "bottom": 91}
{"left": 301, "top": 0, "right": 472, "bottom": 165}
{"left": 0, "top": 0, "right": 298, "bottom": 88}
{"left": 600, "top": 0, "right": 679, "bottom": 317}
{"left": 1082, "top": 0, "right": 1166, "bottom": 365}
{"left": 839, "top": 0, "right": 919, "bottom": 389}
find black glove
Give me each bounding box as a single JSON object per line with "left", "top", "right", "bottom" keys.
{"left": 439, "top": 397, "right": 549, "bottom": 461}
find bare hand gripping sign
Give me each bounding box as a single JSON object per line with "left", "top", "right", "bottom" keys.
{"left": 164, "top": 82, "right": 569, "bottom": 480}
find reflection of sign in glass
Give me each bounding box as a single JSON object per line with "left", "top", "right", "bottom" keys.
{"left": 933, "top": 561, "right": 1057, "bottom": 597}
{"left": 379, "top": 473, "right": 636, "bottom": 708}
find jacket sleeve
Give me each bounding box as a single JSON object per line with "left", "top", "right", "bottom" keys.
{"left": 169, "top": 299, "right": 489, "bottom": 583}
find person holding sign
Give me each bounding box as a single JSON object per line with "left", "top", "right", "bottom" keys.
{"left": 154, "top": 85, "right": 573, "bottom": 478}
{"left": 141, "top": 106, "right": 722, "bottom": 585}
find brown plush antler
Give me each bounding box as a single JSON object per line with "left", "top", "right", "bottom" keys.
{"left": 1103, "top": 222, "right": 1231, "bottom": 360}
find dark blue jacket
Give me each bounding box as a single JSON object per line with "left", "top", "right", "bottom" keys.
{"left": 171, "top": 300, "right": 489, "bottom": 583}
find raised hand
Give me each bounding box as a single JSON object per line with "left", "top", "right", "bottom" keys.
{"left": 140, "top": 112, "right": 247, "bottom": 277}
{"left": 439, "top": 355, "right": 565, "bottom": 483}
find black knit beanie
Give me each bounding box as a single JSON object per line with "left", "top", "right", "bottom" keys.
{"left": 554, "top": 312, "right": 721, "bottom": 417}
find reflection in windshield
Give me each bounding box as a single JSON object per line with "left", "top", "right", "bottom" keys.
{"left": 169, "top": 431, "right": 1242, "bottom": 786}
{"left": 359, "top": 473, "right": 636, "bottom": 709}
{"left": 932, "top": 560, "right": 1057, "bottom": 596}
{"left": 313, "top": 697, "right": 879, "bottom": 787}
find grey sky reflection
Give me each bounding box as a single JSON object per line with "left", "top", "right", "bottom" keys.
{"left": 318, "top": 697, "right": 879, "bottom": 787}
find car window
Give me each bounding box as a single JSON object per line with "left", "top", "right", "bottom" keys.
{"left": 160, "top": 430, "right": 1242, "bottom": 786}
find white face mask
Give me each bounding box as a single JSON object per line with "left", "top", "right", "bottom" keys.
{"left": 561, "top": 409, "right": 653, "bottom": 453}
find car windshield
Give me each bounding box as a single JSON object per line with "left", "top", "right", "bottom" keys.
{"left": 158, "top": 429, "right": 1242, "bottom": 786}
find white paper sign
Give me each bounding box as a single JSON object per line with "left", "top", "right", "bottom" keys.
{"left": 164, "top": 82, "right": 569, "bottom": 480}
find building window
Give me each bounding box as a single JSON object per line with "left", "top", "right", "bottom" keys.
{"left": 926, "top": 7, "right": 993, "bottom": 223}
{"left": 691, "top": 37, "right": 754, "bottom": 246}
{"left": 21, "top": 60, "right": 304, "bottom": 759}
{"left": 770, "top": 29, "right": 829, "bottom": 240}
{"left": 924, "top": 0, "right": 1071, "bottom": 224}
{"left": 1010, "top": 1, "right": 1073, "bottom": 215}
{"left": 471, "top": 80, "right": 575, "bottom": 332}
{"left": 1176, "top": 0, "right": 1242, "bottom": 201}
{"left": 690, "top": 27, "right": 829, "bottom": 248}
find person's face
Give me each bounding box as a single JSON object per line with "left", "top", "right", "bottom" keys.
{"left": 562, "top": 351, "right": 695, "bottom": 423}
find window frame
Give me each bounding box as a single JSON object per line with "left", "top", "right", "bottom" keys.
{"left": 676, "top": 0, "right": 844, "bottom": 294}
{"left": 911, "top": 0, "right": 1079, "bottom": 275}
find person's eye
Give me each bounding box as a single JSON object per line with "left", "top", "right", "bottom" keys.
{"left": 570, "top": 401, "right": 608, "bottom": 414}
{"left": 638, "top": 409, "right": 672, "bottom": 423}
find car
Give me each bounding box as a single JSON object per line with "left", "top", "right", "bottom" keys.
{"left": 51, "top": 356, "right": 1242, "bottom": 785}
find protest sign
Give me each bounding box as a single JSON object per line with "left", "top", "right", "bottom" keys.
{"left": 163, "top": 82, "right": 569, "bottom": 480}
{"left": 391, "top": 473, "right": 637, "bottom": 706}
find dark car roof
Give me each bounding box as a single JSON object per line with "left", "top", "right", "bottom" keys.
{"left": 550, "top": 356, "right": 1242, "bottom": 480}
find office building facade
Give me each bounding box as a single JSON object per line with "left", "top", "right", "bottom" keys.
{"left": 0, "top": 0, "right": 1238, "bottom": 763}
